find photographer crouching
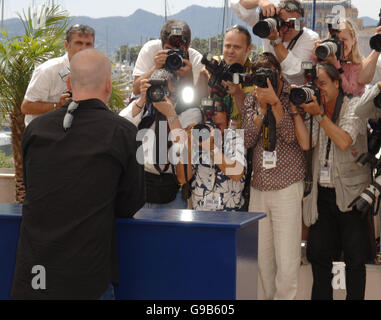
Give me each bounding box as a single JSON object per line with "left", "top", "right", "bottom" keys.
{"left": 176, "top": 98, "right": 246, "bottom": 211}
{"left": 298, "top": 62, "right": 372, "bottom": 300}
{"left": 120, "top": 68, "right": 202, "bottom": 209}
{"left": 241, "top": 52, "right": 307, "bottom": 299}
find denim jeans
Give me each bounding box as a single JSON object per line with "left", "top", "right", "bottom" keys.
{"left": 99, "top": 283, "right": 115, "bottom": 300}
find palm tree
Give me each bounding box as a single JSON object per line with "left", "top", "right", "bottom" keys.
{"left": 0, "top": 5, "right": 69, "bottom": 203}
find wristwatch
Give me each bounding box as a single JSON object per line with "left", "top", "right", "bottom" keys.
{"left": 270, "top": 37, "right": 282, "bottom": 47}
{"left": 314, "top": 113, "right": 325, "bottom": 123}
{"left": 167, "top": 115, "right": 178, "bottom": 124}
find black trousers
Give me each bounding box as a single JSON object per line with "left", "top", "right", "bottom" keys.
{"left": 307, "top": 186, "right": 369, "bottom": 300}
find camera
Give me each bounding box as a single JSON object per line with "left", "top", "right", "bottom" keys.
{"left": 192, "top": 98, "right": 216, "bottom": 143}
{"left": 253, "top": 11, "right": 283, "bottom": 38}
{"left": 374, "top": 92, "right": 381, "bottom": 109}
{"left": 315, "top": 17, "right": 344, "bottom": 61}
{"left": 201, "top": 53, "right": 244, "bottom": 97}
{"left": 233, "top": 67, "right": 279, "bottom": 92}
{"left": 289, "top": 62, "right": 320, "bottom": 106}
{"left": 356, "top": 119, "right": 381, "bottom": 167}
{"left": 146, "top": 79, "right": 169, "bottom": 103}
{"left": 164, "top": 26, "right": 189, "bottom": 72}
{"left": 369, "top": 9, "right": 381, "bottom": 52}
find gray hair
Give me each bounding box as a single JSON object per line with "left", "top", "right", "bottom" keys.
{"left": 66, "top": 24, "right": 95, "bottom": 43}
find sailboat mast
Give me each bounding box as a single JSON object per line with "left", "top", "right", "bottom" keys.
{"left": 165, "top": 0, "right": 167, "bottom": 22}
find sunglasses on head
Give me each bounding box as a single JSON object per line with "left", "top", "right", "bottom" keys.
{"left": 63, "top": 101, "right": 79, "bottom": 131}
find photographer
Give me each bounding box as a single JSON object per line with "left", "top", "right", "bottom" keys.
{"left": 313, "top": 18, "right": 368, "bottom": 97}
{"left": 241, "top": 52, "right": 306, "bottom": 299}
{"left": 218, "top": 25, "right": 255, "bottom": 128}
{"left": 231, "top": 0, "right": 319, "bottom": 85}
{"left": 120, "top": 68, "right": 201, "bottom": 209}
{"left": 132, "top": 19, "right": 206, "bottom": 100}
{"left": 21, "top": 24, "right": 95, "bottom": 126}
{"left": 298, "top": 62, "right": 371, "bottom": 300}
{"left": 176, "top": 100, "right": 246, "bottom": 211}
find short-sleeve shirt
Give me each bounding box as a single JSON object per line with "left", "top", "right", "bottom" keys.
{"left": 24, "top": 54, "right": 70, "bottom": 126}
{"left": 191, "top": 128, "right": 246, "bottom": 211}
{"left": 133, "top": 39, "right": 204, "bottom": 84}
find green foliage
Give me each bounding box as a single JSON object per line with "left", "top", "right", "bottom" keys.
{"left": 0, "top": 150, "right": 14, "bottom": 168}
{"left": 114, "top": 45, "right": 143, "bottom": 66}
{"left": 108, "top": 76, "right": 131, "bottom": 114}
{"left": 0, "top": 5, "right": 69, "bottom": 118}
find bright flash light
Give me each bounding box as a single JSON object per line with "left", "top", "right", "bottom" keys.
{"left": 182, "top": 86, "right": 195, "bottom": 104}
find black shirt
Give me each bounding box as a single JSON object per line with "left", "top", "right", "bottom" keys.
{"left": 11, "top": 99, "right": 145, "bottom": 299}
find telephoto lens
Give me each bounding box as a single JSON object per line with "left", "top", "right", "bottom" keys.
{"left": 315, "top": 41, "right": 337, "bottom": 60}
{"left": 146, "top": 79, "right": 168, "bottom": 103}
{"left": 290, "top": 87, "right": 315, "bottom": 105}
{"left": 253, "top": 18, "right": 278, "bottom": 38}
{"left": 165, "top": 49, "right": 185, "bottom": 72}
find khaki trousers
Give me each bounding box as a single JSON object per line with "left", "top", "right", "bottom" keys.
{"left": 249, "top": 181, "right": 303, "bottom": 300}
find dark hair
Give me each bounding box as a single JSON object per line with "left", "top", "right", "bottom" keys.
{"left": 160, "top": 19, "right": 191, "bottom": 48}
{"left": 280, "top": 0, "right": 305, "bottom": 17}
{"left": 316, "top": 62, "right": 342, "bottom": 88}
{"left": 225, "top": 25, "right": 252, "bottom": 48}
{"left": 66, "top": 24, "right": 95, "bottom": 43}
{"left": 252, "top": 52, "right": 281, "bottom": 73}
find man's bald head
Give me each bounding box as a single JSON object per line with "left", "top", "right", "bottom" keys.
{"left": 70, "top": 49, "right": 111, "bottom": 92}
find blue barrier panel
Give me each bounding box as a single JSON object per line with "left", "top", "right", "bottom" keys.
{"left": 0, "top": 204, "right": 265, "bottom": 300}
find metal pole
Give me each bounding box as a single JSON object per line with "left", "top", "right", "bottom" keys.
{"left": 312, "top": 0, "right": 316, "bottom": 31}
{"left": 165, "top": 0, "right": 167, "bottom": 22}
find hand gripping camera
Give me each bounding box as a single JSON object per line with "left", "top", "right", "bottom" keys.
{"left": 369, "top": 9, "right": 381, "bottom": 52}
{"left": 315, "top": 16, "right": 344, "bottom": 61}
{"left": 201, "top": 53, "right": 244, "bottom": 97}
{"left": 289, "top": 62, "right": 320, "bottom": 106}
{"left": 146, "top": 79, "right": 169, "bottom": 103}
{"left": 233, "top": 67, "right": 279, "bottom": 92}
{"left": 164, "top": 26, "right": 189, "bottom": 72}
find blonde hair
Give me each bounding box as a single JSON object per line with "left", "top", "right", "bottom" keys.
{"left": 341, "top": 18, "right": 363, "bottom": 65}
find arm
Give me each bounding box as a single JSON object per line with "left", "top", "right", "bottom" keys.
{"left": 115, "top": 127, "right": 146, "bottom": 218}
{"left": 290, "top": 102, "right": 311, "bottom": 150}
{"left": 241, "top": 94, "right": 261, "bottom": 148}
{"left": 355, "top": 82, "right": 381, "bottom": 119}
{"left": 358, "top": 26, "right": 381, "bottom": 85}
{"left": 21, "top": 95, "right": 69, "bottom": 115}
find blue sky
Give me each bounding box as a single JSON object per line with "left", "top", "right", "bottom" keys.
{"left": 2, "top": 0, "right": 380, "bottom": 20}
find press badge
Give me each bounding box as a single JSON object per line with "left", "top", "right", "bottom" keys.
{"left": 263, "top": 151, "right": 277, "bottom": 169}
{"left": 202, "top": 195, "right": 222, "bottom": 210}
{"left": 319, "top": 167, "right": 331, "bottom": 184}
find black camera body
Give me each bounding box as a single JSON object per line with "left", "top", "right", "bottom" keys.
{"left": 374, "top": 92, "right": 381, "bottom": 109}
{"left": 253, "top": 11, "right": 283, "bottom": 38}
{"left": 146, "top": 79, "right": 169, "bottom": 103}
{"left": 233, "top": 67, "right": 279, "bottom": 93}
{"left": 164, "top": 26, "right": 189, "bottom": 72}
{"left": 201, "top": 53, "right": 244, "bottom": 97}
{"left": 356, "top": 119, "right": 381, "bottom": 167}
{"left": 290, "top": 61, "right": 320, "bottom": 106}
{"left": 369, "top": 9, "right": 381, "bottom": 52}
{"left": 315, "top": 18, "right": 344, "bottom": 61}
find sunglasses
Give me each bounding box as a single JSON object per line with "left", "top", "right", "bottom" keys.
{"left": 63, "top": 101, "right": 79, "bottom": 131}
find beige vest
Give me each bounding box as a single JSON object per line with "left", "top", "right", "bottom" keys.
{"left": 302, "top": 101, "right": 372, "bottom": 227}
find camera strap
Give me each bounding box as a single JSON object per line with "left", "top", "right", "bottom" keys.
{"left": 323, "top": 90, "right": 344, "bottom": 167}
{"left": 262, "top": 104, "right": 277, "bottom": 152}
{"left": 287, "top": 30, "right": 304, "bottom": 51}
{"left": 154, "top": 111, "right": 171, "bottom": 174}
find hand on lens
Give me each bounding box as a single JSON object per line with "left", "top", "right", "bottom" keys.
{"left": 267, "top": 28, "right": 280, "bottom": 41}
{"left": 300, "top": 95, "right": 322, "bottom": 116}
{"left": 255, "top": 78, "right": 280, "bottom": 106}
{"left": 154, "top": 50, "right": 168, "bottom": 70}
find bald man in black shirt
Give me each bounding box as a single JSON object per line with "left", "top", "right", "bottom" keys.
{"left": 11, "top": 49, "right": 145, "bottom": 299}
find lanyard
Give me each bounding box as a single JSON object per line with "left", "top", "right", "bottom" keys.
{"left": 324, "top": 90, "right": 344, "bottom": 167}
{"left": 287, "top": 30, "right": 304, "bottom": 51}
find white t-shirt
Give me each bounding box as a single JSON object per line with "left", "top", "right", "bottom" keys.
{"left": 133, "top": 39, "right": 204, "bottom": 84}
{"left": 24, "top": 54, "right": 70, "bottom": 126}
{"left": 230, "top": 0, "right": 320, "bottom": 85}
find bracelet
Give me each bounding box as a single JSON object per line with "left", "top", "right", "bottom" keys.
{"left": 167, "top": 115, "right": 178, "bottom": 124}
{"left": 135, "top": 101, "right": 143, "bottom": 109}
{"left": 289, "top": 111, "right": 299, "bottom": 117}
